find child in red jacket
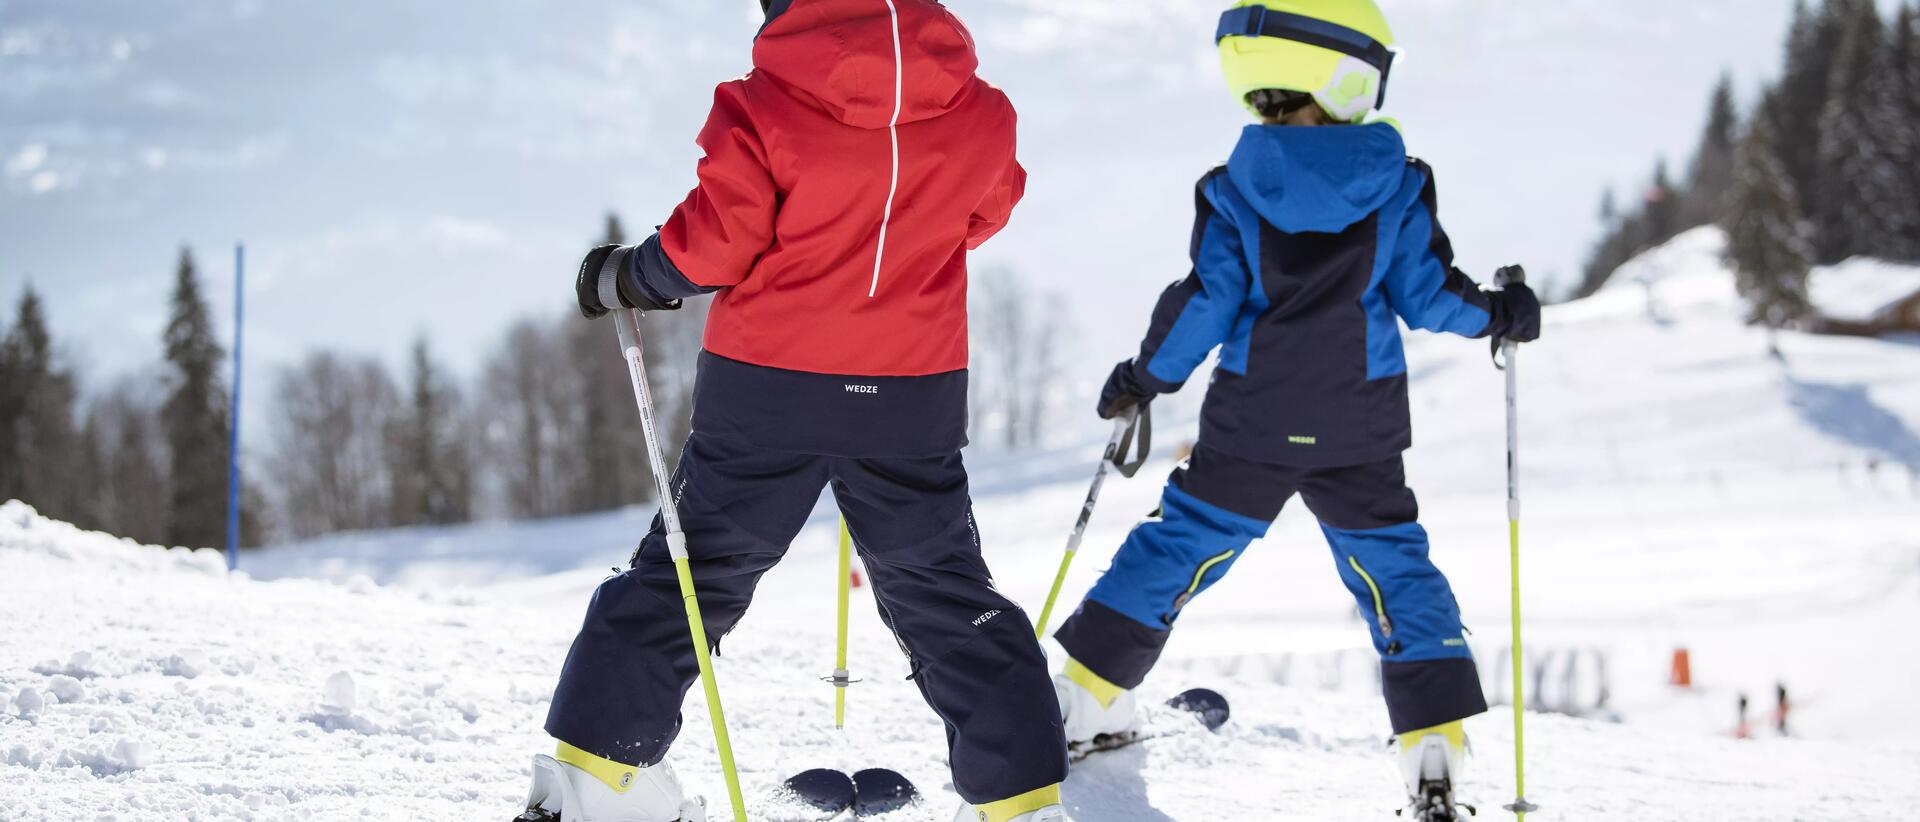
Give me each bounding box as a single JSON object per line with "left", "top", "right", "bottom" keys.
{"left": 521, "top": 3, "right": 1068, "bottom": 822}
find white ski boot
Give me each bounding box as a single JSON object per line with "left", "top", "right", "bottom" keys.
{"left": 515, "top": 747, "right": 706, "bottom": 822}
{"left": 950, "top": 800, "right": 1068, "bottom": 822}
{"left": 1054, "top": 659, "right": 1139, "bottom": 747}
{"left": 1395, "top": 721, "right": 1472, "bottom": 822}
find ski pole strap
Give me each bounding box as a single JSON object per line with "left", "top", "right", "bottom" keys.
{"left": 597, "top": 245, "right": 634, "bottom": 312}
{"left": 1110, "top": 403, "right": 1151, "bottom": 479}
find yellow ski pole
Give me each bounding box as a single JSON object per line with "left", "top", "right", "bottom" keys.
{"left": 1494, "top": 265, "right": 1539, "bottom": 820}
{"left": 831, "top": 518, "right": 854, "bottom": 729}
{"left": 612, "top": 307, "right": 747, "bottom": 822}
{"left": 1034, "top": 404, "right": 1148, "bottom": 638}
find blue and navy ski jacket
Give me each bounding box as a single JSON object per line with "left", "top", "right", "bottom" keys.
{"left": 1125, "top": 122, "right": 1524, "bottom": 467}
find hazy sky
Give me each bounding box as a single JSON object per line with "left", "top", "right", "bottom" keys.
{"left": 1, "top": 0, "right": 1803, "bottom": 432}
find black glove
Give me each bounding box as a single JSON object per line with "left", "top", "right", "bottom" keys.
{"left": 575, "top": 244, "right": 681, "bottom": 320}
{"left": 1097, "top": 359, "right": 1156, "bottom": 420}
{"left": 1487, "top": 281, "right": 1541, "bottom": 343}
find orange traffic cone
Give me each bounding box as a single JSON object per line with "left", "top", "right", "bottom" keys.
{"left": 850, "top": 568, "right": 863, "bottom": 589}
{"left": 1669, "top": 648, "right": 1692, "bottom": 688}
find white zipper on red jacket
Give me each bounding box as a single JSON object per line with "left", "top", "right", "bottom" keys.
{"left": 869, "top": 0, "right": 904, "bottom": 298}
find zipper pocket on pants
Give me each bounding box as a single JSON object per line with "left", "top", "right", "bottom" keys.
{"left": 1346, "top": 555, "right": 1394, "bottom": 638}
{"left": 1170, "top": 549, "right": 1237, "bottom": 614}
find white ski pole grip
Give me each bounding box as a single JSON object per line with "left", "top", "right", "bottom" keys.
{"left": 1493, "top": 265, "right": 1524, "bottom": 522}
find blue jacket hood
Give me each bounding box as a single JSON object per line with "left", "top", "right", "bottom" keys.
{"left": 1225, "top": 122, "right": 1408, "bottom": 233}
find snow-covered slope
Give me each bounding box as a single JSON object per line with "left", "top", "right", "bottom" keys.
{"left": 6, "top": 228, "right": 1920, "bottom": 820}
{"left": 6, "top": 500, "right": 1918, "bottom": 821}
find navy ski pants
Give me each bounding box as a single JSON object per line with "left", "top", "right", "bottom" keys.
{"left": 1054, "top": 443, "right": 1488, "bottom": 733}
{"left": 546, "top": 433, "right": 1068, "bottom": 804}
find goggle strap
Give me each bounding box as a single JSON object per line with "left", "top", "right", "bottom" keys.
{"left": 1215, "top": 6, "right": 1396, "bottom": 76}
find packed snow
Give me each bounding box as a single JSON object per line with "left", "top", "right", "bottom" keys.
{"left": 6, "top": 229, "right": 1920, "bottom": 820}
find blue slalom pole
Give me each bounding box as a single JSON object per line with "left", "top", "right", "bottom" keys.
{"left": 224, "top": 243, "right": 245, "bottom": 572}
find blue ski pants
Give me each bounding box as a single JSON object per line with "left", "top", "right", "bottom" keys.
{"left": 545, "top": 433, "right": 1068, "bottom": 804}
{"left": 1054, "top": 443, "right": 1487, "bottom": 733}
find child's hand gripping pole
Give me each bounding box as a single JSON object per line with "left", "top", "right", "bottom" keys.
{"left": 612, "top": 308, "right": 748, "bottom": 822}
{"left": 1033, "top": 403, "right": 1151, "bottom": 638}
{"left": 1493, "top": 265, "right": 1540, "bottom": 820}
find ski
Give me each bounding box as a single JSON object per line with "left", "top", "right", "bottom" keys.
{"left": 1398, "top": 782, "right": 1477, "bottom": 822}
{"left": 779, "top": 768, "right": 856, "bottom": 817}
{"left": 851, "top": 768, "right": 919, "bottom": 815}
{"left": 775, "top": 767, "right": 918, "bottom": 818}
{"left": 1069, "top": 688, "right": 1230, "bottom": 763}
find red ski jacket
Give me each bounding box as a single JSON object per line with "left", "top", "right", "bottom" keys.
{"left": 628, "top": 0, "right": 1023, "bottom": 379}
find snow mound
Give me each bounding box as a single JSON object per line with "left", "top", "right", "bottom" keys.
{"left": 1809, "top": 256, "right": 1920, "bottom": 324}
{"left": 1, "top": 499, "right": 227, "bottom": 575}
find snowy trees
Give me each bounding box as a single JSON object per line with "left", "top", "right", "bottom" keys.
{"left": 1723, "top": 118, "right": 1813, "bottom": 331}
{"left": 1679, "top": 76, "right": 1739, "bottom": 231}
{"left": 1815, "top": 0, "right": 1917, "bottom": 262}
{"left": 1584, "top": 0, "right": 1920, "bottom": 309}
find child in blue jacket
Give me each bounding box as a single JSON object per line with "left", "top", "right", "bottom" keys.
{"left": 1050, "top": 1, "right": 1540, "bottom": 815}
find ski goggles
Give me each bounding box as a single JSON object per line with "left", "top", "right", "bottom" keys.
{"left": 1215, "top": 6, "right": 1398, "bottom": 108}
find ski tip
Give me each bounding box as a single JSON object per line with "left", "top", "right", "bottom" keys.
{"left": 780, "top": 768, "right": 856, "bottom": 814}
{"left": 1167, "top": 687, "right": 1231, "bottom": 731}
{"left": 851, "top": 767, "right": 919, "bottom": 815}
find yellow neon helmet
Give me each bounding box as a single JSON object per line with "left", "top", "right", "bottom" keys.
{"left": 1216, "top": 0, "right": 1397, "bottom": 122}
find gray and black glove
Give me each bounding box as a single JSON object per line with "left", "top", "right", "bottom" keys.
{"left": 1097, "top": 359, "right": 1157, "bottom": 420}
{"left": 575, "top": 244, "right": 681, "bottom": 320}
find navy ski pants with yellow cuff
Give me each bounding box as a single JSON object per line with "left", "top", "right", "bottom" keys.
{"left": 545, "top": 432, "right": 1068, "bottom": 805}
{"left": 1054, "top": 443, "right": 1487, "bottom": 733}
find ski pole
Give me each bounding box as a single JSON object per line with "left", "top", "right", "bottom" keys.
{"left": 1034, "top": 403, "right": 1150, "bottom": 638}
{"left": 829, "top": 518, "right": 855, "bottom": 729}
{"left": 1493, "top": 265, "right": 1539, "bottom": 820}
{"left": 611, "top": 307, "right": 748, "bottom": 822}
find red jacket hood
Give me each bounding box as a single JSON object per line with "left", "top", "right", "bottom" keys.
{"left": 753, "top": 0, "right": 980, "bottom": 129}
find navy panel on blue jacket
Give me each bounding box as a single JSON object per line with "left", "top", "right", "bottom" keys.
{"left": 1125, "top": 122, "right": 1528, "bottom": 467}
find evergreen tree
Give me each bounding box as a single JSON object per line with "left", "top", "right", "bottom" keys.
{"left": 1724, "top": 117, "right": 1814, "bottom": 331}
{"left": 604, "top": 212, "right": 627, "bottom": 247}
{"left": 1643, "top": 160, "right": 1680, "bottom": 246}
{"left": 0, "top": 287, "right": 83, "bottom": 521}
{"left": 1681, "top": 75, "right": 1740, "bottom": 229}
{"left": 388, "top": 338, "right": 473, "bottom": 526}
{"left": 1815, "top": 0, "right": 1913, "bottom": 262}
{"left": 161, "top": 248, "right": 234, "bottom": 548}
{"left": 1767, "top": 0, "right": 1845, "bottom": 210}
{"left": 1889, "top": 3, "right": 1920, "bottom": 258}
